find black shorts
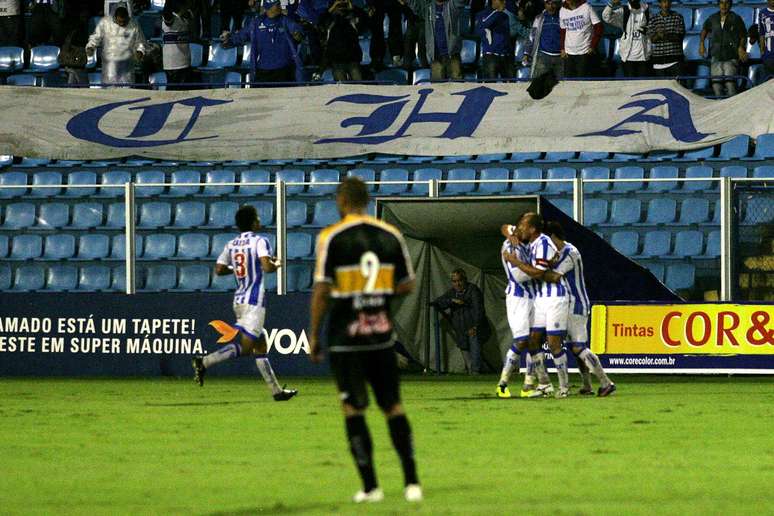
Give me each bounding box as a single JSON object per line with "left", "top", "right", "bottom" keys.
{"left": 329, "top": 347, "right": 401, "bottom": 411}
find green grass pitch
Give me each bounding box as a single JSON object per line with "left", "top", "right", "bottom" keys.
{"left": 2, "top": 375, "right": 773, "bottom": 515}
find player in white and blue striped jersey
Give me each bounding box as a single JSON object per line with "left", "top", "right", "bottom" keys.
{"left": 546, "top": 221, "right": 615, "bottom": 397}
{"left": 192, "top": 205, "right": 297, "bottom": 401}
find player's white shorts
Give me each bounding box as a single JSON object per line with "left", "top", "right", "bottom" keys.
{"left": 566, "top": 313, "right": 589, "bottom": 346}
{"left": 233, "top": 303, "right": 266, "bottom": 341}
{"left": 532, "top": 296, "right": 569, "bottom": 335}
{"left": 506, "top": 295, "right": 533, "bottom": 342}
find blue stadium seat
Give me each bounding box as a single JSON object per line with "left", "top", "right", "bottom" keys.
{"left": 610, "top": 231, "right": 639, "bottom": 256}
{"left": 648, "top": 167, "right": 678, "bottom": 192}
{"left": 190, "top": 42, "right": 204, "bottom": 67}
{"left": 168, "top": 201, "right": 205, "bottom": 228}
{"left": 10, "top": 234, "right": 42, "bottom": 260}
{"left": 683, "top": 34, "right": 702, "bottom": 60}
{"left": 142, "top": 234, "right": 176, "bottom": 260}
{"left": 475, "top": 168, "right": 510, "bottom": 195}
{"left": 110, "top": 267, "right": 126, "bottom": 291}
{"left": 174, "top": 264, "right": 211, "bottom": 291}
{"left": 572, "top": 152, "right": 610, "bottom": 162}
{"left": 237, "top": 169, "right": 271, "bottom": 196}
{"left": 29, "top": 45, "right": 60, "bottom": 71}
{"left": 287, "top": 232, "right": 312, "bottom": 259}
{"left": 750, "top": 134, "right": 774, "bottom": 160}
{"left": 359, "top": 36, "right": 371, "bottom": 65}
{"left": 109, "top": 235, "right": 143, "bottom": 261}
{"left": 99, "top": 170, "right": 131, "bottom": 197}
{"left": 736, "top": 6, "right": 754, "bottom": 27}
{"left": 135, "top": 170, "right": 166, "bottom": 197}
{"left": 33, "top": 203, "right": 69, "bottom": 229}
{"left": 682, "top": 166, "right": 714, "bottom": 192}
{"left": 667, "top": 230, "right": 704, "bottom": 258}
{"left": 287, "top": 264, "right": 312, "bottom": 292}
{"left": 374, "top": 68, "right": 408, "bottom": 84}
{"left": 691, "top": 8, "right": 714, "bottom": 31}
{"left": 202, "top": 169, "right": 235, "bottom": 196}
{"left": 676, "top": 146, "right": 714, "bottom": 161}
{"left": 2, "top": 203, "right": 36, "bottom": 229}
{"left": 307, "top": 169, "right": 340, "bottom": 196}
{"left": 378, "top": 168, "right": 409, "bottom": 194}
{"left": 6, "top": 73, "right": 36, "bottom": 86}
{"left": 142, "top": 264, "right": 177, "bottom": 291}
{"left": 287, "top": 201, "right": 308, "bottom": 227}
{"left": 276, "top": 169, "right": 306, "bottom": 195}
{"left": 665, "top": 263, "right": 695, "bottom": 290}
{"left": 411, "top": 68, "right": 430, "bottom": 84}
{"left": 166, "top": 169, "right": 201, "bottom": 196}
{"left": 138, "top": 202, "right": 172, "bottom": 228}
{"left": 412, "top": 168, "right": 442, "bottom": 195}
{"left": 609, "top": 153, "right": 644, "bottom": 162}
{"left": 64, "top": 171, "right": 97, "bottom": 197}
{"left": 176, "top": 233, "right": 209, "bottom": 260}
{"left": 639, "top": 198, "right": 676, "bottom": 225}
{"left": 205, "top": 201, "right": 238, "bottom": 228}
{"left": 210, "top": 233, "right": 235, "bottom": 258}
{"left": 703, "top": 230, "right": 720, "bottom": 257}
{"left": 311, "top": 200, "right": 338, "bottom": 227}
{"left": 581, "top": 167, "right": 610, "bottom": 193}
{"left": 46, "top": 265, "right": 77, "bottom": 291}
{"left": 511, "top": 168, "right": 542, "bottom": 194}
{"left": 612, "top": 166, "right": 644, "bottom": 192}
{"left": 603, "top": 198, "right": 641, "bottom": 225}
{"left": 673, "top": 7, "right": 693, "bottom": 28}
{"left": 17, "top": 157, "right": 50, "bottom": 167}
{"left": 0, "top": 264, "right": 9, "bottom": 290}
{"left": 753, "top": 166, "right": 774, "bottom": 179}
{"left": 74, "top": 234, "right": 110, "bottom": 261}
{"left": 506, "top": 152, "right": 541, "bottom": 163}
{"left": 66, "top": 202, "right": 103, "bottom": 229}
{"left": 42, "top": 234, "right": 75, "bottom": 260}
{"left": 584, "top": 199, "right": 608, "bottom": 225}
{"left": 551, "top": 199, "right": 573, "bottom": 218}
{"left": 692, "top": 64, "right": 710, "bottom": 91}
{"left": 12, "top": 265, "right": 45, "bottom": 291}
{"left": 0, "top": 46, "right": 24, "bottom": 73}
{"left": 445, "top": 168, "right": 476, "bottom": 195}
{"left": 201, "top": 42, "right": 237, "bottom": 70}
{"left": 461, "top": 38, "right": 478, "bottom": 65}
{"left": 0, "top": 171, "right": 27, "bottom": 198}
{"left": 30, "top": 171, "right": 62, "bottom": 197}
{"left": 543, "top": 168, "right": 575, "bottom": 195}
{"left": 105, "top": 203, "right": 127, "bottom": 229}
{"left": 77, "top": 265, "right": 111, "bottom": 291}
{"left": 719, "top": 165, "right": 747, "bottom": 180}
{"left": 710, "top": 135, "right": 749, "bottom": 160}
{"left": 678, "top": 198, "right": 710, "bottom": 224}
{"left": 644, "top": 262, "right": 665, "bottom": 283}
{"left": 0, "top": 234, "right": 7, "bottom": 258}
{"left": 637, "top": 230, "right": 671, "bottom": 257}
{"left": 208, "top": 271, "right": 236, "bottom": 291}
{"left": 537, "top": 152, "right": 576, "bottom": 163}
{"left": 348, "top": 168, "right": 377, "bottom": 191}
{"left": 469, "top": 154, "right": 508, "bottom": 164}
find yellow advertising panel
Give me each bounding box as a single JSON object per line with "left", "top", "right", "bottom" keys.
{"left": 591, "top": 304, "right": 774, "bottom": 355}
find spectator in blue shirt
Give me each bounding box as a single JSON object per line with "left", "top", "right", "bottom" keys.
{"left": 523, "top": 0, "right": 563, "bottom": 78}
{"left": 476, "top": 0, "right": 516, "bottom": 79}
{"left": 221, "top": 0, "right": 304, "bottom": 83}
{"left": 400, "top": 0, "right": 467, "bottom": 80}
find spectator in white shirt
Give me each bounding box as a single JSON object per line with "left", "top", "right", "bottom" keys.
{"left": 559, "top": 0, "right": 603, "bottom": 77}
{"left": 603, "top": 0, "right": 652, "bottom": 77}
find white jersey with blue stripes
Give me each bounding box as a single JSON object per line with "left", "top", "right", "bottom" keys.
{"left": 529, "top": 233, "right": 567, "bottom": 298}
{"left": 552, "top": 241, "right": 590, "bottom": 316}
{"left": 501, "top": 239, "right": 535, "bottom": 298}
{"left": 217, "top": 231, "right": 271, "bottom": 307}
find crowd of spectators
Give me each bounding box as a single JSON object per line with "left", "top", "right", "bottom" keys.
{"left": 0, "top": 0, "right": 772, "bottom": 91}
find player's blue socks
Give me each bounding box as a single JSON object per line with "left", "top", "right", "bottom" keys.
{"left": 255, "top": 354, "right": 282, "bottom": 395}
{"left": 499, "top": 343, "right": 521, "bottom": 386}
{"left": 552, "top": 349, "right": 570, "bottom": 391}
{"left": 202, "top": 342, "right": 241, "bottom": 369}
{"left": 388, "top": 415, "right": 419, "bottom": 486}
{"left": 346, "top": 415, "right": 378, "bottom": 492}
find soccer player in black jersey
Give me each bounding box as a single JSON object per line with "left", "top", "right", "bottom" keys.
{"left": 309, "top": 177, "right": 422, "bottom": 504}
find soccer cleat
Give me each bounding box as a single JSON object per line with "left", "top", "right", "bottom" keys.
{"left": 353, "top": 488, "right": 384, "bottom": 503}
{"left": 404, "top": 484, "right": 423, "bottom": 502}
{"left": 519, "top": 387, "right": 543, "bottom": 398}
{"left": 496, "top": 383, "right": 511, "bottom": 398}
{"left": 536, "top": 383, "right": 554, "bottom": 397}
{"left": 192, "top": 356, "right": 206, "bottom": 387}
{"left": 556, "top": 388, "right": 570, "bottom": 398}
{"left": 579, "top": 386, "right": 595, "bottom": 396}
{"left": 598, "top": 383, "right": 617, "bottom": 397}
{"left": 273, "top": 386, "right": 298, "bottom": 401}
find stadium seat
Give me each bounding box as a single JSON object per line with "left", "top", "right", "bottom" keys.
{"left": 543, "top": 167, "right": 575, "bottom": 195}
{"left": 77, "top": 265, "right": 111, "bottom": 291}
{"left": 677, "top": 198, "right": 710, "bottom": 224}
{"left": 445, "top": 168, "right": 476, "bottom": 195}
{"left": 6, "top": 73, "right": 36, "bottom": 86}
{"left": 311, "top": 200, "right": 338, "bottom": 227}
{"left": 677, "top": 146, "right": 714, "bottom": 161}
{"left": 412, "top": 168, "right": 442, "bottom": 195}
{"left": 12, "top": 265, "right": 45, "bottom": 291}
{"left": 201, "top": 169, "right": 235, "bottom": 196}
{"left": 110, "top": 267, "right": 126, "bottom": 291}
{"left": 637, "top": 230, "right": 671, "bottom": 257}
{"left": 307, "top": 169, "right": 340, "bottom": 196}
{"left": 29, "top": 45, "right": 60, "bottom": 71}
{"left": 703, "top": 230, "right": 720, "bottom": 258}
{"left": 2, "top": 203, "right": 36, "bottom": 229}
{"left": 141, "top": 233, "right": 176, "bottom": 261}
{"left": 63, "top": 171, "right": 97, "bottom": 197}
{"left": 610, "top": 231, "right": 639, "bottom": 256}
{"left": 46, "top": 265, "right": 77, "bottom": 291}
{"left": 667, "top": 230, "right": 704, "bottom": 258}
{"left": 168, "top": 201, "right": 205, "bottom": 228}
{"left": 691, "top": 8, "right": 714, "bottom": 31}
{"left": 0, "top": 264, "right": 9, "bottom": 290}
{"left": 138, "top": 202, "right": 172, "bottom": 228}
{"left": 245, "top": 200, "right": 274, "bottom": 227}
{"left": 348, "top": 169, "right": 377, "bottom": 191}
{"left": 99, "top": 170, "right": 131, "bottom": 197}
{"left": 461, "top": 38, "right": 478, "bottom": 65}
{"left": 286, "top": 201, "right": 308, "bottom": 227}
{"left": 135, "top": 170, "right": 166, "bottom": 197}
{"left": 583, "top": 199, "right": 608, "bottom": 225}
{"left": 644, "top": 262, "right": 665, "bottom": 282}
{"left": 105, "top": 203, "right": 127, "bottom": 229}
{"left": 142, "top": 264, "right": 177, "bottom": 291}
{"left": 511, "top": 168, "right": 542, "bottom": 194}
{"left": 109, "top": 235, "right": 143, "bottom": 261}
{"left": 88, "top": 72, "right": 103, "bottom": 88}
{"left": 581, "top": 167, "right": 610, "bottom": 193}
{"left": 201, "top": 42, "right": 238, "bottom": 70}
{"left": 287, "top": 264, "right": 312, "bottom": 292}
{"left": 33, "top": 203, "right": 69, "bottom": 229}
{"left": 225, "top": 70, "right": 242, "bottom": 88}
{"left": 276, "top": 169, "right": 305, "bottom": 195}
{"left": 208, "top": 271, "right": 236, "bottom": 291}
{"left": 750, "top": 134, "right": 774, "bottom": 160}
{"left": 639, "top": 198, "right": 677, "bottom": 225}
{"left": 237, "top": 169, "right": 271, "bottom": 196}
{"left": 42, "top": 234, "right": 75, "bottom": 260}
{"left": 475, "top": 168, "right": 510, "bottom": 195}
{"left": 174, "top": 264, "right": 210, "bottom": 291}
{"left": 358, "top": 36, "right": 372, "bottom": 65}
{"left": 719, "top": 165, "right": 747, "bottom": 182}
{"left": 648, "top": 167, "right": 678, "bottom": 192}
{"left": 210, "top": 233, "right": 234, "bottom": 258}
{"left": 683, "top": 34, "right": 702, "bottom": 60}
{"left": 0, "top": 46, "right": 24, "bottom": 73}
{"left": 710, "top": 135, "right": 749, "bottom": 160}
{"left": 571, "top": 152, "right": 609, "bottom": 163}
{"left": 287, "top": 232, "right": 312, "bottom": 259}
{"left": 74, "top": 234, "right": 110, "bottom": 261}
{"left": 506, "top": 152, "right": 541, "bottom": 163}
{"left": 10, "top": 234, "right": 42, "bottom": 260}
{"left": 603, "top": 198, "right": 641, "bottom": 225}
{"left": 30, "top": 171, "right": 62, "bottom": 198}
{"left": 0, "top": 234, "right": 7, "bottom": 258}
{"left": 412, "top": 68, "right": 431, "bottom": 84}
{"left": 374, "top": 68, "right": 408, "bottom": 84}
{"left": 692, "top": 64, "right": 710, "bottom": 91}
{"left": 175, "top": 233, "right": 209, "bottom": 260}
{"left": 665, "top": 263, "right": 695, "bottom": 290}
{"left": 537, "top": 152, "right": 576, "bottom": 163}
{"left": 753, "top": 166, "right": 774, "bottom": 179}
{"left": 612, "top": 167, "right": 644, "bottom": 192}
{"left": 148, "top": 71, "right": 167, "bottom": 90}
{"left": 66, "top": 202, "right": 103, "bottom": 229}
{"left": 166, "top": 170, "right": 201, "bottom": 196}
{"left": 0, "top": 171, "right": 27, "bottom": 198}
{"left": 379, "top": 168, "right": 410, "bottom": 195}
{"left": 682, "top": 166, "right": 714, "bottom": 192}
{"left": 190, "top": 42, "right": 204, "bottom": 67}
{"left": 736, "top": 6, "right": 754, "bottom": 27}
{"left": 551, "top": 199, "right": 573, "bottom": 218}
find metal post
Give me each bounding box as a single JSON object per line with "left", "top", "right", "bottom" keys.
{"left": 124, "top": 182, "right": 136, "bottom": 295}
{"left": 428, "top": 178, "right": 439, "bottom": 198}
{"left": 434, "top": 307, "right": 442, "bottom": 374}
{"left": 275, "top": 178, "right": 287, "bottom": 295}
{"left": 572, "top": 177, "right": 584, "bottom": 224}
{"left": 720, "top": 176, "right": 733, "bottom": 300}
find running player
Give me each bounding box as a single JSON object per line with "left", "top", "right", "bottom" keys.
{"left": 191, "top": 205, "right": 297, "bottom": 401}
{"left": 309, "top": 177, "right": 422, "bottom": 504}
{"left": 546, "top": 221, "right": 616, "bottom": 397}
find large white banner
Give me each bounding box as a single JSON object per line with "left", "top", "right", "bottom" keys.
{"left": 0, "top": 80, "right": 772, "bottom": 160}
